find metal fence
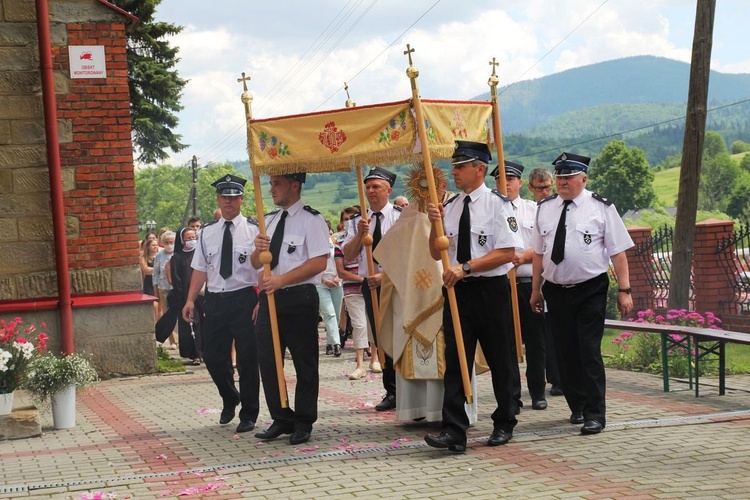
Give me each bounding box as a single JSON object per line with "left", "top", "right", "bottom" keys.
{"left": 635, "top": 225, "right": 695, "bottom": 310}
{"left": 717, "top": 222, "right": 750, "bottom": 315}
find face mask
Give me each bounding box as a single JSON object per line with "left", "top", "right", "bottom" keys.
{"left": 183, "top": 240, "right": 197, "bottom": 252}
{"left": 164, "top": 244, "right": 175, "bottom": 253}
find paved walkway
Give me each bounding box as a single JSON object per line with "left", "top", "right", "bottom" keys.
{"left": 2, "top": 330, "right": 750, "bottom": 499}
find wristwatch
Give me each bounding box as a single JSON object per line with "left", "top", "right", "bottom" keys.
{"left": 618, "top": 287, "right": 632, "bottom": 294}
{"left": 462, "top": 262, "right": 471, "bottom": 275}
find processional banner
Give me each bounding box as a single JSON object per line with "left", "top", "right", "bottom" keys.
{"left": 419, "top": 100, "right": 494, "bottom": 160}
{"left": 249, "top": 100, "right": 416, "bottom": 174}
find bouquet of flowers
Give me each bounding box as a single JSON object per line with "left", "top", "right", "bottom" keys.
{"left": 24, "top": 352, "right": 99, "bottom": 406}
{"left": 0, "top": 317, "right": 49, "bottom": 394}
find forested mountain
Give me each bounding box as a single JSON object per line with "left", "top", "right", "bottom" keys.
{"left": 476, "top": 55, "right": 750, "bottom": 134}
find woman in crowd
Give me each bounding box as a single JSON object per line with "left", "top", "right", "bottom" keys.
{"left": 166, "top": 227, "right": 202, "bottom": 365}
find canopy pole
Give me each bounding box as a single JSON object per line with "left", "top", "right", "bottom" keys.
{"left": 354, "top": 167, "right": 386, "bottom": 366}
{"left": 239, "top": 73, "right": 289, "bottom": 408}
{"left": 405, "top": 45, "right": 472, "bottom": 404}
{"left": 488, "top": 58, "right": 524, "bottom": 362}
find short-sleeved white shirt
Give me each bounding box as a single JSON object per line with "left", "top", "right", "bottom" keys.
{"left": 531, "top": 189, "right": 634, "bottom": 285}
{"left": 510, "top": 196, "right": 537, "bottom": 278}
{"left": 261, "top": 198, "right": 330, "bottom": 287}
{"left": 441, "top": 184, "right": 524, "bottom": 277}
{"left": 342, "top": 202, "right": 402, "bottom": 278}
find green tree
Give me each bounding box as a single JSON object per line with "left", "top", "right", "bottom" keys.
{"left": 730, "top": 140, "right": 750, "bottom": 154}
{"left": 112, "top": 0, "right": 187, "bottom": 164}
{"left": 698, "top": 132, "right": 741, "bottom": 212}
{"left": 135, "top": 163, "right": 256, "bottom": 234}
{"left": 724, "top": 170, "right": 750, "bottom": 220}
{"left": 740, "top": 153, "right": 750, "bottom": 173}
{"left": 588, "top": 140, "right": 656, "bottom": 216}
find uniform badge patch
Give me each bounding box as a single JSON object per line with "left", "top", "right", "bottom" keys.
{"left": 583, "top": 233, "right": 592, "bottom": 244}
{"left": 238, "top": 254, "right": 247, "bottom": 264}
{"left": 507, "top": 216, "right": 518, "bottom": 232}
{"left": 478, "top": 234, "right": 487, "bottom": 246}
{"left": 288, "top": 245, "right": 296, "bottom": 254}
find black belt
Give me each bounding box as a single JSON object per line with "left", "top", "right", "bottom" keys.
{"left": 516, "top": 277, "right": 533, "bottom": 284}
{"left": 545, "top": 274, "right": 603, "bottom": 290}
{"left": 205, "top": 286, "right": 254, "bottom": 299}
{"left": 461, "top": 275, "right": 506, "bottom": 283}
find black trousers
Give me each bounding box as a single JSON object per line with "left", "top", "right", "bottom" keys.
{"left": 543, "top": 273, "right": 609, "bottom": 426}
{"left": 361, "top": 279, "right": 396, "bottom": 396}
{"left": 202, "top": 287, "right": 259, "bottom": 422}
{"left": 514, "top": 280, "right": 547, "bottom": 399}
{"left": 442, "top": 276, "right": 518, "bottom": 444}
{"left": 544, "top": 312, "right": 562, "bottom": 387}
{"left": 256, "top": 284, "right": 320, "bottom": 431}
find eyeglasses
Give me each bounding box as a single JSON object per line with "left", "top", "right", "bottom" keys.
{"left": 530, "top": 184, "right": 552, "bottom": 192}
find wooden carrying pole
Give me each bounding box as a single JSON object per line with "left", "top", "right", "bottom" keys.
{"left": 405, "top": 45, "right": 473, "bottom": 404}
{"left": 344, "top": 84, "right": 387, "bottom": 368}
{"left": 239, "top": 73, "right": 289, "bottom": 408}
{"left": 488, "top": 58, "right": 524, "bottom": 363}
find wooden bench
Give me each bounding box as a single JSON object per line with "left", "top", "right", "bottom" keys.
{"left": 604, "top": 319, "right": 750, "bottom": 396}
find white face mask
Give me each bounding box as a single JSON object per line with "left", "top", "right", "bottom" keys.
{"left": 183, "top": 240, "right": 197, "bottom": 252}
{"left": 164, "top": 244, "right": 175, "bottom": 253}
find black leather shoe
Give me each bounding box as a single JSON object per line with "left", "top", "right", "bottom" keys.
{"left": 569, "top": 412, "right": 584, "bottom": 424}
{"left": 581, "top": 420, "right": 603, "bottom": 435}
{"left": 487, "top": 429, "right": 512, "bottom": 446}
{"left": 255, "top": 422, "right": 294, "bottom": 440}
{"left": 289, "top": 429, "right": 311, "bottom": 445}
{"left": 550, "top": 385, "right": 564, "bottom": 396}
{"left": 375, "top": 393, "right": 396, "bottom": 411}
{"left": 235, "top": 420, "right": 255, "bottom": 433}
{"left": 424, "top": 432, "right": 466, "bottom": 453}
{"left": 325, "top": 345, "right": 333, "bottom": 355}
{"left": 219, "top": 404, "right": 237, "bottom": 425}
{"left": 333, "top": 344, "right": 341, "bottom": 357}
{"left": 532, "top": 399, "right": 548, "bottom": 410}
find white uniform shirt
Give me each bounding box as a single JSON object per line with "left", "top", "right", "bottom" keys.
{"left": 191, "top": 213, "right": 259, "bottom": 292}
{"left": 442, "top": 184, "right": 524, "bottom": 278}
{"left": 343, "top": 202, "right": 401, "bottom": 278}
{"left": 531, "top": 189, "right": 634, "bottom": 285}
{"left": 510, "top": 196, "right": 537, "bottom": 278}
{"left": 261, "top": 198, "right": 330, "bottom": 287}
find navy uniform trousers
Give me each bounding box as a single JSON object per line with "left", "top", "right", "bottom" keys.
{"left": 202, "top": 287, "right": 259, "bottom": 423}
{"left": 442, "top": 275, "right": 518, "bottom": 445}
{"left": 542, "top": 272, "right": 609, "bottom": 426}
{"left": 513, "top": 279, "right": 548, "bottom": 400}
{"left": 256, "top": 284, "right": 320, "bottom": 432}
{"left": 361, "top": 279, "right": 396, "bottom": 396}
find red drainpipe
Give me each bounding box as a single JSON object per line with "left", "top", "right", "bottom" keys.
{"left": 35, "top": 0, "right": 74, "bottom": 355}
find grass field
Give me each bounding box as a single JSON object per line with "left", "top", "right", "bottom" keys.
{"left": 652, "top": 167, "right": 680, "bottom": 207}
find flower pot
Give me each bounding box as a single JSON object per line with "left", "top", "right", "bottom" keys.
{"left": 51, "top": 385, "right": 76, "bottom": 429}
{"left": 0, "top": 391, "right": 13, "bottom": 415}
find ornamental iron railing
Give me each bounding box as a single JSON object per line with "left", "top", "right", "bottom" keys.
{"left": 635, "top": 225, "right": 695, "bottom": 310}
{"left": 717, "top": 222, "right": 750, "bottom": 315}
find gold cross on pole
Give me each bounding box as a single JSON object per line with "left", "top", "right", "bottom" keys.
{"left": 344, "top": 82, "right": 351, "bottom": 100}
{"left": 489, "top": 57, "right": 499, "bottom": 77}
{"left": 404, "top": 44, "right": 416, "bottom": 66}
{"left": 237, "top": 72, "right": 252, "bottom": 92}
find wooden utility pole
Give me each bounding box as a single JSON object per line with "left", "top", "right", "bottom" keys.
{"left": 669, "top": 0, "right": 716, "bottom": 309}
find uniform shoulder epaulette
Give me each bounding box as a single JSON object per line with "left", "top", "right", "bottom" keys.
{"left": 393, "top": 205, "right": 402, "bottom": 212}
{"left": 443, "top": 193, "right": 460, "bottom": 206}
{"left": 265, "top": 208, "right": 281, "bottom": 217}
{"left": 491, "top": 189, "right": 510, "bottom": 202}
{"left": 246, "top": 217, "right": 259, "bottom": 226}
{"left": 350, "top": 212, "right": 362, "bottom": 220}
{"left": 592, "top": 193, "right": 614, "bottom": 206}
{"left": 304, "top": 205, "right": 321, "bottom": 215}
{"left": 203, "top": 219, "right": 219, "bottom": 228}
{"left": 538, "top": 193, "right": 558, "bottom": 205}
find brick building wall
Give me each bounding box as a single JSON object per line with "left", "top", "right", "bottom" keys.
{"left": 0, "top": 0, "right": 155, "bottom": 375}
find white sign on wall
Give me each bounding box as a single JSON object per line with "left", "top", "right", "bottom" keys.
{"left": 68, "top": 45, "right": 107, "bottom": 79}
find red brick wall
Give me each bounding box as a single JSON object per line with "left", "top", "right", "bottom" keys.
{"left": 52, "top": 22, "right": 139, "bottom": 269}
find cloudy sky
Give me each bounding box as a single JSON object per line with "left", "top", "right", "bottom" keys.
{"left": 152, "top": 0, "right": 750, "bottom": 167}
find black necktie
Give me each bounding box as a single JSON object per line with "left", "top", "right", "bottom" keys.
{"left": 457, "top": 196, "right": 471, "bottom": 264}
{"left": 551, "top": 200, "right": 573, "bottom": 265}
{"left": 371, "top": 212, "right": 383, "bottom": 250}
{"left": 270, "top": 210, "right": 288, "bottom": 270}
{"left": 220, "top": 220, "right": 233, "bottom": 279}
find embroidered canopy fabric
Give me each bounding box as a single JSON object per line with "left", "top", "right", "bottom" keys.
{"left": 248, "top": 99, "right": 494, "bottom": 174}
